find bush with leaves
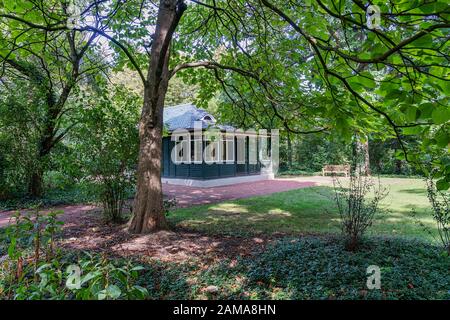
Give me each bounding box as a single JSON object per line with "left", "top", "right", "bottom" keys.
{"left": 67, "top": 84, "right": 140, "bottom": 222}
{"left": 0, "top": 79, "right": 44, "bottom": 198}
{"left": 426, "top": 176, "right": 450, "bottom": 255}
{"left": 332, "top": 164, "right": 388, "bottom": 251}
{"left": 0, "top": 207, "right": 63, "bottom": 296}
{"left": 0, "top": 209, "right": 148, "bottom": 300}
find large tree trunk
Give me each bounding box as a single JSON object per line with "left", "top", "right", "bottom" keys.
{"left": 362, "top": 139, "right": 371, "bottom": 176}
{"left": 353, "top": 134, "right": 371, "bottom": 176}
{"left": 28, "top": 132, "right": 52, "bottom": 198}
{"left": 28, "top": 110, "right": 58, "bottom": 198}
{"left": 128, "top": 0, "right": 186, "bottom": 233}
{"left": 28, "top": 169, "right": 44, "bottom": 198}
{"left": 287, "top": 131, "right": 293, "bottom": 169}
{"left": 27, "top": 39, "right": 79, "bottom": 198}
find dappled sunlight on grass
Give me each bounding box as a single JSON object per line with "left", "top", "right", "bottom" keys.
{"left": 385, "top": 217, "right": 406, "bottom": 223}
{"left": 267, "top": 208, "right": 292, "bottom": 216}
{"left": 169, "top": 178, "right": 437, "bottom": 240}
{"left": 209, "top": 203, "right": 250, "bottom": 213}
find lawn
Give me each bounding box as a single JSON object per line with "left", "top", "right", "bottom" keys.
{"left": 1, "top": 177, "right": 449, "bottom": 300}
{"left": 169, "top": 177, "right": 437, "bottom": 240}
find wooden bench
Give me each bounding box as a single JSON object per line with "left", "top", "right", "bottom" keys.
{"left": 322, "top": 164, "right": 350, "bottom": 177}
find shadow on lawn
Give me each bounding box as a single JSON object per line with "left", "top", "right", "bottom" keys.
{"left": 2, "top": 199, "right": 447, "bottom": 300}
{"left": 168, "top": 185, "right": 435, "bottom": 238}
{"left": 398, "top": 188, "right": 428, "bottom": 195}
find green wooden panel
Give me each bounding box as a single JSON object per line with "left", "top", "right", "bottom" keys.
{"left": 219, "top": 163, "right": 235, "bottom": 177}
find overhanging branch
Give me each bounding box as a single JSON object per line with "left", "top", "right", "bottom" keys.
{"left": 0, "top": 14, "right": 147, "bottom": 86}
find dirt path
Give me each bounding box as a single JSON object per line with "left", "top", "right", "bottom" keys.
{"left": 0, "top": 204, "right": 97, "bottom": 228}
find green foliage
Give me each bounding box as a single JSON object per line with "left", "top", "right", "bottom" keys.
{"left": 0, "top": 78, "right": 44, "bottom": 196}
{"left": 277, "top": 169, "right": 316, "bottom": 176}
{"left": 114, "top": 237, "right": 450, "bottom": 300}
{"left": 279, "top": 133, "right": 352, "bottom": 172}
{"left": 239, "top": 237, "right": 450, "bottom": 300}
{"left": 2, "top": 234, "right": 448, "bottom": 300}
{"left": 3, "top": 209, "right": 63, "bottom": 260}
{"left": 0, "top": 181, "right": 97, "bottom": 211}
{"left": 65, "top": 254, "right": 149, "bottom": 300}
{"left": 0, "top": 0, "right": 107, "bottom": 197}
{"left": 369, "top": 138, "right": 419, "bottom": 175}
{"left": 66, "top": 84, "right": 140, "bottom": 222}
{"left": 2, "top": 0, "right": 449, "bottom": 192}
{"left": 176, "top": 0, "right": 449, "bottom": 186}
{"left": 333, "top": 170, "right": 389, "bottom": 250}
{"left": 426, "top": 176, "right": 450, "bottom": 254}
{"left": 0, "top": 251, "right": 150, "bottom": 300}
{"left": 0, "top": 207, "right": 64, "bottom": 296}
{"left": 1, "top": 185, "right": 448, "bottom": 300}
{"left": 166, "top": 75, "right": 199, "bottom": 106}
{"left": 277, "top": 133, "right": 421, "bottom": 176}
{"left": 0, "top": 209, "right": 148, "bottom": 300}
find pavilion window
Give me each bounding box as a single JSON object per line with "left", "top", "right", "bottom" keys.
{"left": 248, "top": 134, "right": 257, "bottom": 165}
{"left": 204, "top": 131, "right": 221, "bottom": 164}
{"left": 191, "top": 134, "right": 203, "bottom": 164}
{"left": 236, "top": 134, "right": 246, "bottom": 164}
{"left": 223, "top": 133, "right": 234, "bottom": 163}
{"left": 172, "top": 133, "right": 190, "bottom": 164}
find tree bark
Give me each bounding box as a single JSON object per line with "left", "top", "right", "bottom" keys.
{"left": 362, "top": 138, "right": 371, "bottom": 176}
{"left": 27, "top": 97, "right": 55, "bottom": 198}
{"left": 128, "top": 0, "right": 186, "bottom": 233}
{"left": 27, "top": 85, "right": 72, "bottom": 197}
{"left": 29, "top": 169, "right": 44, "bottom": 197}
{"left": 395, "top": 158, "right": 402, "bottom": 174}
{"left": 287, "top": 131, "right": 293, "bottom": 169}
{"left": 353, "top": 134, "right": 371, "bottom": 176}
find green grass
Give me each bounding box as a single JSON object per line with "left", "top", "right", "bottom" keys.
{"left": 169, "top": 178, "right": 437, "bottom": 240}
{"left": 2, "top": 177, "right": 448, "bottom": 300}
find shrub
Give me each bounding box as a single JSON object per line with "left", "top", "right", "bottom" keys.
{"left": 333, "top": 169, "right": 388, "bottom": 251}
{"left": 95, "top": 175, "right": 133, "bottom": 223}
{"left": 0, "top": 209, "right": 148, "bottom": 300}
{"left": 0, "top": 207, "right": 63, "bottom": 291}
{"left": 68, "top": 85, "right": 140, "bottom": 223}
{"left": 426, "top": 176, "right": 450, "bottom": 254}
